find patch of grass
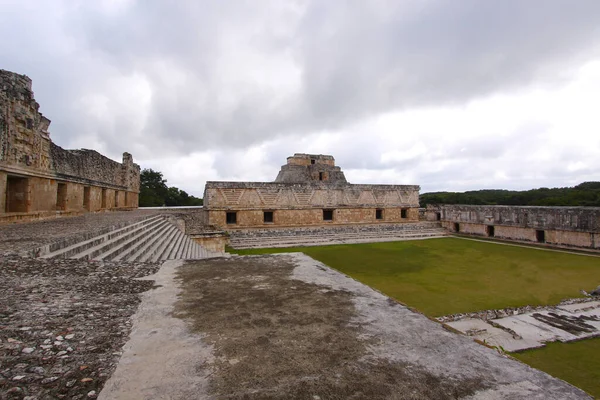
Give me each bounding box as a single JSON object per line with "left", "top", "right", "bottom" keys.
{"left": 512, "top": 338, "right": 600, "bottom": 398}
{"left": 229, "top": 238, "right": 600, "bottom": 317}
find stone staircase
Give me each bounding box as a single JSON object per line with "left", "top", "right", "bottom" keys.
{"left": 228, "top": 222, "right": 448, "bottom": 249}
{"left": 36, "top": 215, "right": 222, "bottom": 261}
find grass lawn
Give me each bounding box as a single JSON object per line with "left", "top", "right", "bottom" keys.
{"left": 230, "top": 237, "right": 600, "bottom": 317}
{"left": 512, "top": 338, "right": 600, "bottom": 398}
{"left": 231, "top": 238, "right": 600, "bottom": 396}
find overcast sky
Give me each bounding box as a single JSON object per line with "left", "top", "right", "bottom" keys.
{"left": 2, "top": 0, "right": 600, "bottom": 196}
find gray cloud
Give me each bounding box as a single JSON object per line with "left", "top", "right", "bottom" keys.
{"left": 3, "top": 0, "right": 600, "bottom": 158}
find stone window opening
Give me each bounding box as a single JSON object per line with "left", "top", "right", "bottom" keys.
{"left": 323, "top": 209, "right": 334, "bottom": 221}
{"left": 83, "top": 187, "right": 91, "bottom": 210}
{"left": 101, "top": 188, "right": 107, "bottom": 209}
{"left": 486, "top": 225, "right": 495, "bottom": 237}
{"left": 263, "top": 211, "right": 274, "bottom": 223}
{"left": 536, "top": 230, "right": 545, "bottom": 243}
{"left": 454, "top": 222, "right": 460, "bottom": 232}
{"left": 56, "top": 183, "right": 67, "bottom": 211}
{"left": 5, "top": 176, "right": 29, "bottom": 213}
{"left": 401, "top": 208, "right": 408, "bottom": 219}
{"left": 226, "top": 211, "right": 237, "bottom": 224}
{"left": 376, "top": 209, "right": 383, "bottom": 220}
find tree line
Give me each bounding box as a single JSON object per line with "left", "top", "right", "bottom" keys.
{"left": 139, "top": 169, "right": 203, "bottom": 207}
{"left": 420, "top": 182, "right": 600, "bottom": 207}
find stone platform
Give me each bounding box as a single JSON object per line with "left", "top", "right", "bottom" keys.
{"left": 228, "top": 221, "right": 447, "bottom": 249}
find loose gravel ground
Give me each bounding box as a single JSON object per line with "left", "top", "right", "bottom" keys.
{"left": 0, "top": 212, "right": 165, "bottom": 400}
{"left": 0, "top": 255, "right": 161, "bottom": 399}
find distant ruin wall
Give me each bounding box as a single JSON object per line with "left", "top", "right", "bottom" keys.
{"left": 204, "top": 181, "right": 420, "bottom": 228}
{"left": 431, "top": 205, "right": 600, "bottom": 250}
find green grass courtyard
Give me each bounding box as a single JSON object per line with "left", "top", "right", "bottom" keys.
{"left": 230, "top": 237, "right": 600, "bottom": 397}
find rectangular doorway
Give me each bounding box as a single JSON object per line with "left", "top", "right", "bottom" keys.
{"left": 486, "top": 225, "right": 495, "bottom": 237}
{"left": 536, "top": 230, "right": 545, "bottom": 243}
{"left": 101, "top": 188, "right": 107, "bottom": 208}
{"left": 6, "top": 176, "right": 29, "bottom": 213}
{"left": 83, "top": 187, "right": 91, "bottom": 210}
{"left": 56, "top": 183, "right": 67, "bottom": 211}
{"left": 454, "top": 222, "right": 460, "bottom": 232}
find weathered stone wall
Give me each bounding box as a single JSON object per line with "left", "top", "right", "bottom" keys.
{"left": 208, "top": 208, "right": 417, "bottom": 228}
{"left": 204, "top": 182, "right": 419, "bottom": 228}
{"left": 438, "top": 205, "right": 599, "bottom": 232}
{"left": 437, "top": 205, "right": 600, "bottom": 250}
{"left": 1, "top": 69, "right": 140, "bottom": 222}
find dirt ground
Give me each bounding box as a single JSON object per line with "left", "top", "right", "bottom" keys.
{"left": 170, "top": 254, "right": 590, "bottom": 399}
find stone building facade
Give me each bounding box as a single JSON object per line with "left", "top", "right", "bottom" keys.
{"left": 204, "top": 153, "right": 420, "bottom": 229}
{"left": 0, "top": 69, "right": 140, "bottom": 223}
{"left": 428, "top": 204, "right": 600, "bottom": 250}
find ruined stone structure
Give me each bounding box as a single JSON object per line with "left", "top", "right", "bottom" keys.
{"left": 0, "top": 69, "right": 140, "bottom": 223}
{"left": 429, "top": 204, "right": 600, "bottom": 250}
{"left": 204, "top": 153, "right": 420, "bottom": 229}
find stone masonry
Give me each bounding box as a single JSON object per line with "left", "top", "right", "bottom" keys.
{"left": 0, "top": 69, "right": 140, "bottom": 223}
{"left": 428, "top": 204, "right": 600, "bottom": 250}
{"left": 203, "top": 153, "right": 420, "bottom": 229}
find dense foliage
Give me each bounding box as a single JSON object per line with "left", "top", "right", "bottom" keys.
{"left": 420, "top": 182, "right": 600, "bottom": 207}
{"left": 139, "top": 168, "right": 203, "bottom": 207}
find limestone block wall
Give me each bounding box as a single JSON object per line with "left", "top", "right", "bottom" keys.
{"left": 209, "top": 207, "right": 417, "bottom": 228}
{"left": 1, "top": 69, "right": 141, "bottom": 221}
{"left": 204, "top": 181, "right": 420, "bottom": 229}
{"left": 439, "top": 205, "right": 600, "bottom": 250}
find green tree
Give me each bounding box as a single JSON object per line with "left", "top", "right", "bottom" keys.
{"left": 138, "top": 168, "right": 203, "bottom": 207}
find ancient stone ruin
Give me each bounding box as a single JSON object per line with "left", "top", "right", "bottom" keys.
{"left": 427, "top": 204, "right": 600, "bottom": 250}
{"left": 0, "top": 69, "right": 140, "bottom": 224}
{"left": 203, "top": 153, "right": 420, "bottom": 229}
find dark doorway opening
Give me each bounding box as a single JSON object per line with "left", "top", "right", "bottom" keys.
{"left": 323, "top": 209, "right": 334, "bottom": 221}
{"left": 319, "top": 172, "right": 323, "bottom": 181}
{"left": 536, "top": 230, "right": 545, "bottom": 243}
{"left": 114, "top": 191, "right": 119, "bottom": 208}
{"left": 376, "top": 209, "right": 383, "bottom": 220}
{"left": 454, "top": 222, "right": 460, "bottom": 232}
{"left": 401, "top": 209, "right": 408, "bottom": 219}
{"left": 56, "top": 183, "right": 67, "bottom": 211}
{"left": 486, "top": 225, "right": 495, "bottom": 237}
{"left": 101, "top": 188, "right": 107, "bottom": 208}
{"left": 311, "top": 159, "right": 315, "bottom": 165}
{"left": 436, "top": 212, "right": 441, "bottom": 221}
{"left": 263, "top": 211, "right": 274, "bottom": 223}
{"left": 6, "top": 176, "right": 29, "bottom": 213}
{"left": 83, "top": 187, "right": 91, "bottom": 210}
{"left": 226, "top": 212, "right": 237, "bottom": 224}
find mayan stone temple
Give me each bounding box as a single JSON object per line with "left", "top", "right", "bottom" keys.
{"left": 203, "top": 153, "right": 420, "bottom": 228}
{"left": 0, "top": 69, "right": 140, "bottom": 224}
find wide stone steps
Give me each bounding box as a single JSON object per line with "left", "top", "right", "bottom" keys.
{"left": 39, "top": 215, "right": 222, "bottom": 261}
{"left": 229, "top": 223, "right": 447, "bottom": 249}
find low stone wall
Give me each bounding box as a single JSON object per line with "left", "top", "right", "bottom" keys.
{"left": 435, "top": 205, "right": 600, "bottom": 250}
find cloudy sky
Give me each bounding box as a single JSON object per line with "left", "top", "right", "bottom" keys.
{"left": 2, "top": 0, "right": 600, "bottom": 196}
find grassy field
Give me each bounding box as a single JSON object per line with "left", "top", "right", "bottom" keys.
{"left": 513, "top": 338, "right": 600, "bottom": 398}
{"left": 230, "top": 237, "right": 600, "bottom": 397}
{"left": 231, "top": 238, "right": 600, "bottom": 317}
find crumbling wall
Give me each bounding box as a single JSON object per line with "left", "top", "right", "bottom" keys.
{"left": 1, "top": 69, "right": 140, "bottom": 221}
{"left": 438, "top": 204, "right": 600, "bottom": 250}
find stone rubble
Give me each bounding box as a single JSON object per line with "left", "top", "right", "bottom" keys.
{"left": 0, "top": 254, "right": 161, "bottom": 399}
